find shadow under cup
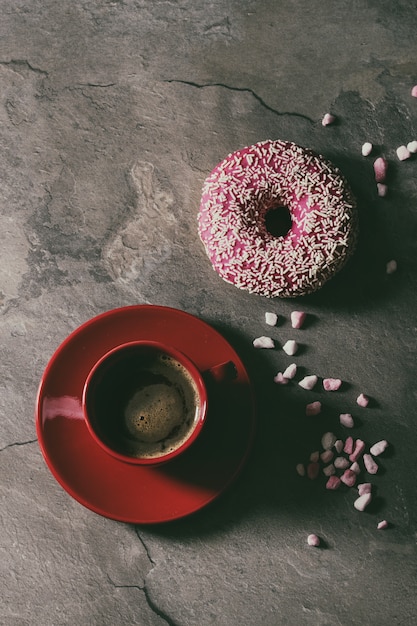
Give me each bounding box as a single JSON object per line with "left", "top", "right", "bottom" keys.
{"left": 83, "top": 341, "right": 208, "bottom": 465}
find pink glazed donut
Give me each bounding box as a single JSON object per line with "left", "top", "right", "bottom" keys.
{"left": 198, "top": 140, "right": 358, "bottom": 298}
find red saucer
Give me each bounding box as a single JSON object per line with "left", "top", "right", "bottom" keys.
{"left": 35, "top": 305, "right": 256, "bottom": 524}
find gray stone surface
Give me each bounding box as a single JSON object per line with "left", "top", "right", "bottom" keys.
{"left": 1, "top": 1, "right": 417, "bottom": 624}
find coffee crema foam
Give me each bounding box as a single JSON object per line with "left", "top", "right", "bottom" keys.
{"left": 120, "top": 353, "right": 201, "bottom": 459}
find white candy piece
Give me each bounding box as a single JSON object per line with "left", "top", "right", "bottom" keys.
{"left": 377, "top": 183, "right": 388, "bottom": 197}
{"left": 396, "top": 145, "right": 411, "bottom": 161}
{"left": 354, "top": 493, "right": 372, "bottom": 511}
{"left": 323, "top": 463, "right": 336, "bottom": 477}
{"left": 253, "top": 336, "right": 275, "bottom": 349}
{"left": 350, "top": 461, "right": 361, "bottom": 475}
{"left": 283, "top": 363, "right": 297, "bottom": 379}
{"left": 377, "top": 520, "right": 389, "bottom": 530}
{"left": 357, "top": 482, "right": 372, "bottom": 495}
{"left": 265, "top": 312, "right": 278, "bottom": 326}
{"left": 334, "top": 439, "right": 344, "bottom": 453}
{"left": 322, "top": 113, "right": 335, "bottom": 126}
{"left": 339, "top": 413, "right": 354, "bottom": 428}
{"left": 386, "top": 260, "right": 397, "bottom": 274}
{"left": 321, "top": 432, "right": 337, "bottom": 450}
{"left": 320, "top": 450, "right": 334, "bottom": 463}
{"left": 299, "top": 375, "right": 318, "bottom": 390}
{"left": 307, "top": 534, "right": 320, "bottom": 547}
{"left": 407, "top": 140, "right": 417, "bottom": 153}
{"left": 370, "top": 439, "right": 389, "bottom": 456}
{"left": 296, "top": 463, "right": 305, "bottom": 476}
{"left": 363, "top": 453, "right": 378, "bottom": 474}
{"left": 273, "top": 372, "right": 289, "bottom": 385}
{"left": 334, "top": 456, "right": 350, "bottom": 470}
{"left": 283, "top": 339, "right": 298, "bottom": 355}
{"left": 290, "top": 311, "right": 306, "bottom": 329}
{"left": 361, "top": 142, "right": 373, "bottom": 156}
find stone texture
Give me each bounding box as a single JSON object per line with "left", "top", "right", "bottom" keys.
{"left": 1, "top": 1, "right": 417, "bottom": 625}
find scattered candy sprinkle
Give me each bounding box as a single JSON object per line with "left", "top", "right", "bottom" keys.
{"left": 407, "top": 140, "right": 417, "bottom": 153}
{"left": 354, "top": 493, "right": 372, "bottom": 511}
{"left": 350, "top": 461, "right": 361, "bottom": 475}
{"left": 377, "top": 183, "right": 388, "bottom": 197}
{"left": 253, "top": 336, "right": 275, "bottom": 349}
{"left": 349, "top": 439, "right": 366, "bottom": 462}
{"left": 323, "top": 463, "right": 336, "bottom": 477}
{"left": 283, "top": 363, "right": 297, "bottom": 379}
{"left": 339, "top": 413, "right": 354, "bottom": 428}
{"left": 307, "top": 533, "right": 321, "bottom": 547}
{"left": 377, "top": 520, "right": 389, "bottom": 530}
{"left": 273, "top": 372, "right": 289, "bottom": 384}
{"left": 344, "top": 436, "right": 354, "bottom": 455}
{"left": 373, "top": 157, "right": 388, "bottom": 183}
{"left": 356, "top": 393, "right": 369, "bottom": 407}
{"left": 322, "top": 113, "right": 335, "bottom": 126}
{"left": 306, "top": 401, "right": 322, "bottom": 416}
{"left": 396, "top": 145, "right": 411, "bottom": 161}
{"left": 323, "top": 378, "right": 342, "bottom": 391}
{"left": 358, "top": 483, "right": 372, "bottom": 496}
{"left": 326, "top": 475, "right": 341, "bottom": 490}
{"left": 334, "top": 439, "right": 344, "bottom": 453}
{"left": 299, "top": 375, "right": 318, "bottom": 390}
{"left": 370, "top": 440, "right": 389, "bottom": 456}
{"left": 321, "top": 432, "right": 337, "bottom": 450}
{"left": 265, "top": 312, "right": 278, "bottom": 326}
{"left": 283, "top": 339, "right": 298, "bottom": 355}
{"left": 291, "top": 311, "right": 306, "bottom": 329}
{"left": 310, "top": 450, "right": 320, "bottom": 462}
{"left": 361, "top": 142, "right": 373, "bottom": 156}
{"left": 334, "top": 456, "right": 350, "bottom": 470}
{"left": 411, "top": 85, "right": 417, "bottom": 97}
{"left": 363, "top": 453, "right": 379, "bottom": 474}
{"left": 341, "top": 469, "right": 357, "bottom": 487}
{"left": 320, "top": 450, "right": 334, "bottom": 463}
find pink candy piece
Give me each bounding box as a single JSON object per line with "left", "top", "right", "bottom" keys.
{"left": 322, "top": 113, "right": 335, "bottom": 126}
{"left": 363, "top": 453, "right": 379, "bottom": 474}
{"left": 356, "top": 393, "right": 369, "bottom": 408}
{"left": 306, "top": 401, "right": 322, "bottom": 416}
{"left": 291, "top": 311, "right": 306, "bottom": 329}
{"left": 341, "top": 469, "right": 357, "bottom": 487}
{"left": 373, "top": 157, "right": 388, "bottom": 183}
{"left": 323, "top": 378, "right": 342, "bottom": 391}
{"left": 377, "top": 183, "right": 388, "bottom": 197}
{"left": 377, "top": 520, "right": 389, "bottom": 530}
{"left": 344, "top": 436, "right": 354, "bottom": 455}
{"left": 326, "top": 475, "right": 341, "bottom": 490}
{"left": 274, "top": 372, "right": 289, "bottom": 385}
{"left": 339, "top": 413, "right": 354, "bottom": 428}
{"left": 357, "top": 482, "right": 372, "bottom": 496}
{"left": 354, "top": 493, "right": 372, "bottom": 511}
{"left": 412, "top": 85, "right": 417, "bottom": 97}
{"left": 307, "top": 533, "right": 321, "bottom": 547}
{"left": 307, "top": 462, "right": 320, "bottom": 479}
{"left": 349, "top": 439, "right": 366, "bottom": 462}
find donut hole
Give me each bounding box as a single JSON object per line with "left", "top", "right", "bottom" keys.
{"left": 264, "top": 205, "right": 292, "bottom": 238}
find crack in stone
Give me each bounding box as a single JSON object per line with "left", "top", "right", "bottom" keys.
{"left": 0, "top": 439, "right": 37, "bottom": 453}
{"left": 0, "top": 59, "right": 48, "bottom": 76}
{"left": 107, "top": 569, "right": 178, "bottom": 626}
{"left": 164, "top": 78, "right": 315, "bottom": 123}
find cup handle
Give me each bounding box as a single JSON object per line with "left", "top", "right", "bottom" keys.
{"left": 203, "top": 360, "right": 238, "bottom": 384}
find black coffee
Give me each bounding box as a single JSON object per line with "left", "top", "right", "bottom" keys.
{"left": 87, "top": 345, "right": 201, "bottom": 460}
